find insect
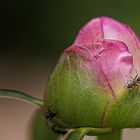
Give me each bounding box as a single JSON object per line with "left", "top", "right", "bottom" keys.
{"left": 127, "top": 74, "right": 140, "bottom": 88}
{"left": 45, "top": 107, "right": 57, "bottom": 121}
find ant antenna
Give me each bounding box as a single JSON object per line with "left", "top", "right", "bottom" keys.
{"left": 125, "top": 74, "right": 135, "bottom": 80}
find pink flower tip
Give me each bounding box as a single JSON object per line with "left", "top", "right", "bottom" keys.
{"left": 65, "top": 17, "right": 140, "bottom": 96}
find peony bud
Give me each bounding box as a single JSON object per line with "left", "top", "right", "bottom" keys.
{"left": 44, "top": 17, "right": 140, "bottom": 130}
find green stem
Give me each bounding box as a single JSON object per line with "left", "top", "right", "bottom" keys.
{"left": 97, "top": 129, "right": 122, "bottom": 140}
{"left": 65, "top": 127, "right": 112, "bottom": 140}
{"left": 0, "top": 89, "right": 43, "bottom": 108}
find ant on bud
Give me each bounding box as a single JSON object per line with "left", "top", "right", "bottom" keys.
{"left": 45, "top": 105, "right": 57, "bottom": 122}
{"left": 126, "top": 73, "right": 140, "bottom": 89}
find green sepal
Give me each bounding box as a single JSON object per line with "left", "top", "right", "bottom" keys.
{"left": 44, "top": 53, "right": 110, "bottom": 128}
{"left": 97, "top": 129, "right": 122, "bottom": 140}
{"left": 108, "top": 87, "right": 140, "bottom": 128}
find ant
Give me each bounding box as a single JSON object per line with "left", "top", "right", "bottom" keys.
{"left": 45, "top": 106, "right": 57, "bottom": 122}
{"left": 126, "top": 74, "right": 140, "bottom": 88}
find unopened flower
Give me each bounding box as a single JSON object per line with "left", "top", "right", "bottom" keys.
{"left": 44, "top": 17, "right": 140, "bottom": 129}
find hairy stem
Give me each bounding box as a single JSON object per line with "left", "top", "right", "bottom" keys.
{"left": 97, "top": 129, "right": 122, "bottom": 140}
{"left": 0, "top": 89, "right": 43, "bottom": 108}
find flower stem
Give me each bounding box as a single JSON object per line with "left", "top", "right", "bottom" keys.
{"left": 97, "top": 129, "right": 122, "bottom": 140}
{"left": 0, "top": 89, "right": 43, "bottom": 108}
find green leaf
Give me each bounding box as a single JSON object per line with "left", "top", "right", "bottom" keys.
{"left": 0, "top": 89, "right": 43, "bottom": 107}
{"left": 30, "top": 110, "right": 60, "bottom": 140}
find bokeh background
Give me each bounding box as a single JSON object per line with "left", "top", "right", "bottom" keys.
{"left": 1, "top": 0, "right": 140, "bottom": 139}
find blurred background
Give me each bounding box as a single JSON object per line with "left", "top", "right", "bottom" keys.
{"left": 0, "top": 0, "right": 140, "bottom": 139}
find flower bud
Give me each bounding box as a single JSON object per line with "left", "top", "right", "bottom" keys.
{"left": 44, "top": 17, "right": 140, "bottom": 129}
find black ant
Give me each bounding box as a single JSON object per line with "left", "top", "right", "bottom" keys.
{"left": 45, "top": 106, "right": 57, "bottom": 122}
{"left": 126, "top": 74, "right": 140, "bottom": 88}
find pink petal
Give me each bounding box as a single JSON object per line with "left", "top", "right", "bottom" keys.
{"left": 66, "top": 40, "right": 133, "bottom": 96}
{"left": 98, "top": 40, "right": 133, "bottom": 95}
{"left": 74, "top": 18, "right": 104, "bottom": 44}
{"left": 74, "top": 17, "right": 140, "bottom": 74}
{"left": 101, "top": 17, "right": 140, "bottom": 73}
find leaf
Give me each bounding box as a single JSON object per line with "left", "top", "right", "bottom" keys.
{"left": 0, "top": 89, "right": 43, "bottom": 107}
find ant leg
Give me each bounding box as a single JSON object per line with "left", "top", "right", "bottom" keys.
{"left": 124, "top": 82, "right": 129, "bottom": 88}
{"left": 125, "top": 74, "right": 135, "bottom": 80}
{"left": 134, "top": 73, "right": 138, "bottom": 80}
